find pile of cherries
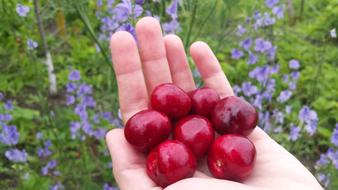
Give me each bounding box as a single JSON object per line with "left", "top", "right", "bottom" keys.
{"left": 124, "top": 83, "right": 258, "bottom": 187}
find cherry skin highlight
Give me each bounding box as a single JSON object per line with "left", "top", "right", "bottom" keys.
{"left": 207, "top": 134, "right": 256, "bottom": 181}
{"left": 190, "top": 87, "right": 220, "bottom": 118}
{"left": 151, "top": 83, "right": 192, "bottom": 120}
{"left": 174, "top": 115, "right": 214, "bottom": 159}
{"left": 146, "top": 140, "right": 197, "bottom": 187}
{"left": 211, "top": 96, "right": 258, "bottom": 136}
{"left": 124, "top": 109, "right": 171, "bottom": 153}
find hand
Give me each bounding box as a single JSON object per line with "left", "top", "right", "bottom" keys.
{"left": 105, "top": 17, "right": 323, "bottom": 190}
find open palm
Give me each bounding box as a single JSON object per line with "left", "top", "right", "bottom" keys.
{"left": 105, "top": 17, "right": 323, "bottom": 190}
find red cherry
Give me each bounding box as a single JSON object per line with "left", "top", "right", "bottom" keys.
{"left": 190, "top": 87, "right": 220, "bottom": 118}
{"left": 174, "top": 115, "right": 214, "bottom": 159}
{"left": 207, "top": 134, "right": 256, "bottom": 181}
{"left": 124, "top": 109, "right": 171, "bottom": 152}
{"left": 146, "top": 140, "right": 197, "bottom": 187}
{"left": 151, "top": 83, "right": 192, "bottom": 120}
{"left": 211, "top": 96, "right": 258, "bottom": 136}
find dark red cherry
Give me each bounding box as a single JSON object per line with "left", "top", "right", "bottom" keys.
{"left": 211, "top": 96, "right": 258, "bottom": 136}
{"left": 146, "top": 140, "right": 197, "bottom": 187}
{"left": 124, "top": 109, "right": 171, "bottom": 152}
{"left": 151, "top": 83, "right": 192, "bottom": 120}
{"left": 174, "top": 115, "right": 214, "bottom": 159}
{"left": 190, "top": 87, "right": 220, "bottom": 118}
{"left": 207, "top": 134, "right": 256, "bottom": 181}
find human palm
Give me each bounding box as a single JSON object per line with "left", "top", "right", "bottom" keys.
{"left": 105, "top": 17, "right": 323, "bottom": 190}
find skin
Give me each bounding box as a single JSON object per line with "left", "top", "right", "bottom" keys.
{"left": 105, "top": 17, "right": 324, "bottom": 190}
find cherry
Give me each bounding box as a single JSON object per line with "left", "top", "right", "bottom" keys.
{"left": 151, "top": 83, "right": 192, "bottom": 120}
{"left": 211, "top": 96, "right": 258, "bottom": 136}
{"left": 124, "top": 109, "right": 171, "bottom": 152}
{"left": 207, "top": 134, "right": 256, "bottom": 181}
{"left": 146, "top": 140, "right": 197, "bottom": 187}
{"left": 174, "top": 115, "right": 214, "bottom": 159}
{"left": 190, "top": 87, "right": 220, "bottom": 118}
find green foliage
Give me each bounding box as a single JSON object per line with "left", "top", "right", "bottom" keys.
{"left": 0, "top": 0, "right": 337, "bottom": 189}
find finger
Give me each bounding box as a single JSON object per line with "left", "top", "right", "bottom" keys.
{"left": 190, "top": 41, "right": 234, "bottom": 98}
{"left": 165, "top": 177, "right": 249, "bottom": 190}
{"left": 136, "top": 17, "right": 172, "bottom": 93}
{"left": 106, "top": 129, "right": 161, "bottom": 190}
{"left": 164, "top": 34, "right": 195, "bottom": 92}
{"left": 110, "top": 31, "right": 149, "bottom": 123}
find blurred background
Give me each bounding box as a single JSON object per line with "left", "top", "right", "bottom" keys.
{"left": 0, "top": 0, "right": 337, "bottom": 189}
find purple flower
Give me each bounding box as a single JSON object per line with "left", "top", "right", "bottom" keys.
{"left": 236, "top": 25, "right": 246, "bottom": 36}
{"left": 104, "top": 183, "right": 118, "bottom": 190}
{"left": 317, "top": 173, "right": 330, "bottom": 188}
{"left": 135, "top": 0, "right": 144, "bottom": 5}
{"left": 252, "top": 94, "right": 263, "bottom": 110}
{"left": 255, "top": 38, "right": 272, "bottom": 53}
{"left": 289, "top": 82, "right": 297, "bottom": 90}
{"left": 68, "top": 70, "right": 81, "bottom": 81}
{"left": 115, "top": 0, "right": 143, "bottom": 21}
{"left": 277, "top": 90, "right": 292, "bottom": 103}
{"left": 70, "top": 121, "right": 81, "bottom": 139}
{"left": 263, "top": 13, "right": 275, "bottom": 26}
{"left": 272, "top": 6, "right": 284, "bottom": 18}
{"left": 162, "top": 19, "right": 181, "bottom": 34}
{"left": 166, "top": 0, "right": 179, "bottom": 19}
{"left": 107, "top": 0, "right": 115, "bottom": 8}
{"left": 38, "top": 140, "right": 52, "bottom": 158}
{"left": 66, "top": 83, "right": 77, "bottom": 93}
{"left": 66, "top": 95, "right": 75, "bottom": 105}
{"left": 4, "top": 100, "right": 13, "bottom": 110}
{"left": 118, "top": 23, "right": 136, "bottom": 38}
{"left": 42, "top": 167, "right": 52, "bottom": 176}
{"left": 93, "top": 128, "right": 107, "bottom": 139}
{"left": 331, "top": 123, "right": 338, "bottom": 146}
{"left": 50, "top": 182, "right": 63, "bottom": 190}
{"left": 261, "top": 111, "right": 272, "bottom": 131}
{"left": 16, "top": 4, "right": 30, "bottom": 17}
{"left": 0, "top": 125, "right": 19, "bottom": 145}
{"left": 289, "top": 124, "right": 300, "bottom": 141}
{"left": 289, "top": 59, "right": 300, "bottom": 69}
{"left": 240, "top": 38, "right": 252, "bottom": 51}
{"left": 37, "top": 148, "right": 44, "bottom": 157}
{"left": 0, "top": 113, "right": 13, "bottom": 122}
{"left": 266, "top": 46, "right": 277, "bottom": 60}
{"left": 0, "top": 92, "right": 3, "bottom": 100}
{"left": 81, "top": 96, "right": 96, "bottom": 108}
{"left": 231, "top": 49, "right": 244, "bottom": 59}
{"left": 77, "top": 84, "right": 92, "bottom": 96}
{"left": 270, "top": 64, "right": 280, "bottom": 74}
{"left": 47, "top": 160, "right": 57, "bottom": 169}
{"left": 316, "top": 154, "right": 329, "bottom": 167}
{"left": 291, "top": 71, "right": 300, "bottom": 80}
{"left": 247, "top": 52, "right": 258, "bottom": 65}
{"left": 282, "top": 74, "right": 289, "bottom": 83}
{"left": 27, "top": 39, "right": 38, "bottom": 49}
{"left": 241, "top": 82, "right": 258, "bottom": 96}
{"left": 265, "top": 0, "right": 279, "bottom": 8}
{"left": 249, "top": 65, "right": 271, "bottom": 83}
{"left": 285, "top": 105, "right": 292, "bottom": 114}
{"left": 299, "top": 106, "right": 318, "bottom": 136}
{"left": 232, "top": 85, "right": 242, "bottom": 95}
{"left": 5, "top": 148, "right": 27, "bottom": 163}
{"left": 74, "top": 104, "right": 88, "bottom": 121}
{"left": 273, "top": 109, "right": 284, "bottom": 124}
{"left": 36, "top": 132, "right": 43, "bottom": 139}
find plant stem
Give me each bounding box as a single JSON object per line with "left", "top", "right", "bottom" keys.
{"left": 192, "top": 0, "right": 218, "bottom": 42}
{"left": 33, "top": 0, "right": 57, "bottom": 95}
{"left": 185, "top": 1, "right": 198, "bottom": 49}
{"left": 300, "top": 0, "right": 305, "bottom": 20}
